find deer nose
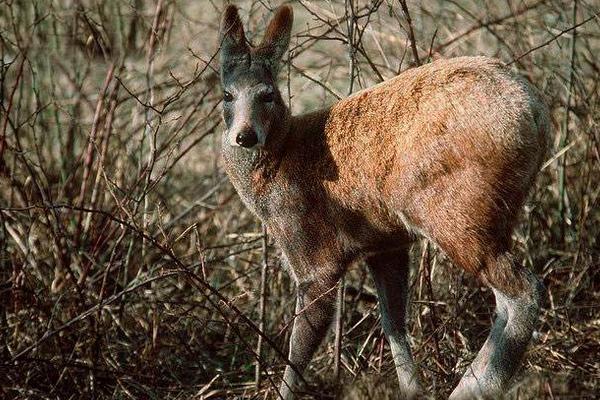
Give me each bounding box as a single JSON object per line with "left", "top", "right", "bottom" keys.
{"left": 236, "top": 129, "right": 258, "bottom": 148}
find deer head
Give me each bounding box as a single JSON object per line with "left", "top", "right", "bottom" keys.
{"left": 219, "top": 5, "right": 293, "bottom": 150}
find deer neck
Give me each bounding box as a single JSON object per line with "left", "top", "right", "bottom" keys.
{"left": 221, "top": 107, "right": 332, "bottom": 217}
{"left": 221, "top": 112, "right": 291, "bottom": 212}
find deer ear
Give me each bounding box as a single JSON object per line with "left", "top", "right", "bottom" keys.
{"left": 219, "top": 5, "right": 249, "bottom": 75}
{"left": 255, "top": 5, "right": 293, "bottom": 74}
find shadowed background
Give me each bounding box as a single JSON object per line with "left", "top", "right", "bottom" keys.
{"left": 1, "top": 0, "right": 599, "bottom": 398}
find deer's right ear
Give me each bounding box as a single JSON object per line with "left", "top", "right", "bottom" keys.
{"left": 255, "top": 5, "right": 293, "bottom": 75}
{"left": 219, "top": 5, "right": 249, "bottom": 75}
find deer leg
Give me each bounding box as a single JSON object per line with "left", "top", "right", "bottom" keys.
{"left": 279, "top": 271, "right": 340, "bottom": 399}
{"left": 450, "top": 253, "right": 544, "bottom": 400}
{"left": 367, "top": 249, "right": 421, "bottom": 399}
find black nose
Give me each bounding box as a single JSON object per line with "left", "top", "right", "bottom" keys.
{"left": 236, "top": 130, "right": 258, "bottom": 148}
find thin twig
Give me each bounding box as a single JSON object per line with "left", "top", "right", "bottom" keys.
{"left": 255, "top": 225, "right": 269, "bottom": 388}
{"left": 399, "top": 0, "right": 421, "bottom": 66}
{"left": 509, "top": 9, "right": 598, "bottom": 65}
{"left": 558, "top": 0, "right": 579, "bottom": 243}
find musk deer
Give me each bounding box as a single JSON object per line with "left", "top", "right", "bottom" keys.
{"left": 218, "top": 5, "right": 549, "bottom": 399}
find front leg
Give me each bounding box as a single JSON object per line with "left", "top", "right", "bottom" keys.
{"left": 279, "top": 255, "right": 344, "bottom": 399}
{"left": 367, "top": 249, "right": 421, "bottom": 399}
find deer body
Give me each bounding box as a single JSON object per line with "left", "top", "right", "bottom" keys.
{"left": 219, "top": 6, "right": 548, "bottom": 400}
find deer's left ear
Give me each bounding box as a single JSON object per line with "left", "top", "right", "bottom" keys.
{"left": 255, "top": 5, "right": 293, "bottom": 75}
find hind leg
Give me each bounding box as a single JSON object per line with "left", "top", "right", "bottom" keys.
{"left": 450, "top": 253, "right": 544, "bottom": 399}
{"left": 367, "top": 249, "right": 421, "bottom": 399}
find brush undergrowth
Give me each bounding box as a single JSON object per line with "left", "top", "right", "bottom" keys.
{"left": 1, "top": 1, "right": 598, "bottom": 399}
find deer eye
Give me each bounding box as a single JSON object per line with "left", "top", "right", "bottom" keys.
{"left": 223, "top": 91, "right": 233, "bottom": 102}
{"left": 260, "top": 91, "right": 275, "bottom": 103}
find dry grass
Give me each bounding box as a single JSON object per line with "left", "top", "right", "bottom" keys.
{"left": 1, "top": 0, "right": 599, "bottom": 399}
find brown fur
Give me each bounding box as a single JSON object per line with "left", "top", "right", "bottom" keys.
{"left": 247, "top": 56, "right": 548, "bottom": 294}
{"left": 218, "top": 5, "right": 550, "bottom": 399}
